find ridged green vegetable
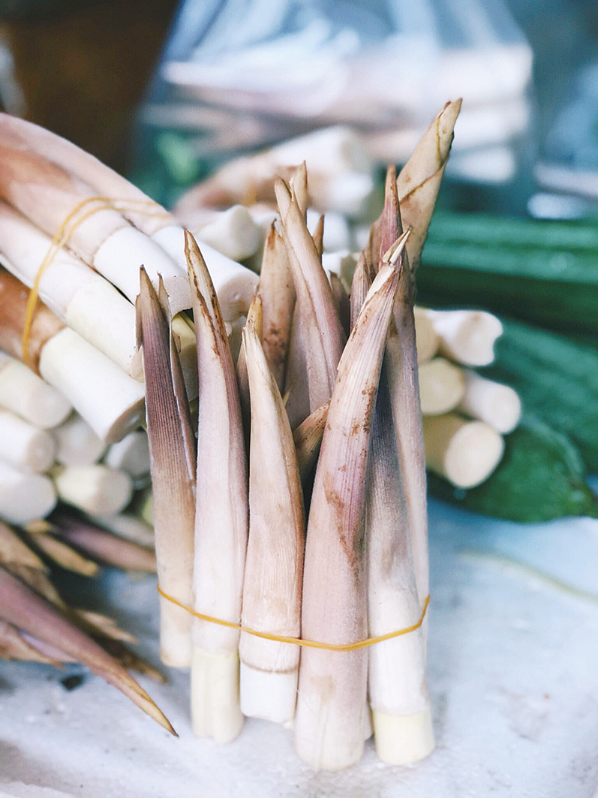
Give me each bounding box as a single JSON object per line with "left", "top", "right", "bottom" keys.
{"left": 428, "top": 415, "right": 597, "bottom": 522}
{"left": 428, "top": 212, "right": 598, "bottom": 251}
{"left": 486, "top": 318, "right": 598, "bottom": 471}
{"left": 418, "top": 215, "right": 598, "bottom": 334}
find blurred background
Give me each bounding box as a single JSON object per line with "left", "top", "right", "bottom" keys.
{"left": 0, "top": 0, "right": 596, "bottom": 219}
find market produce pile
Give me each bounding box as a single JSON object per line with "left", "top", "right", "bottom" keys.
{"left": 0, "top": 98, "right": 595, "bottom": 772}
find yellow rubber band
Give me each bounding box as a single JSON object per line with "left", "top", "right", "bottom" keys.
{"left": 157, "top": 584, "right": 430, "bottom": 651}
{"left": 21, "top": 196, "right": 170, "bottom": 366}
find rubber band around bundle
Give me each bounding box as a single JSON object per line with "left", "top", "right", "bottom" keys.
{"left": 21, "top": 196, "right": 170, "bottom": 366}
{"left": 158, "top": 584, "right": 430, "bottom": 651}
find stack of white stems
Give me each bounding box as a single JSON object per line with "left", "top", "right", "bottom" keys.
{"left": 0, "top": 115, "right": 263, "bottom": 531}
{"left": 0, "top": 112, "right": 259, "bottom": 325}
{"left": 414, "top": 308, "right": 521, "bottom": 489}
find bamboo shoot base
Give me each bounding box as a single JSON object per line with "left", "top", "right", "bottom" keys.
{"left": 191, "top": 647, "right": 244, "bottom": 744}
{"left": 373, "top": 706, "right": 435, "bottom": 765}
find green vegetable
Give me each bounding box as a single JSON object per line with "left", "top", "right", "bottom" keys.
{"left": 417, "top": 218, "right": 598, "bottom": 334}
{"left": 428, "top": 415, "right": 597, "bottom": 522}
{"left": 487, "top": 318, "right": 598, "bottom": 471}
{"left": 428, "top": 212, "right": 598, "bottom": 251}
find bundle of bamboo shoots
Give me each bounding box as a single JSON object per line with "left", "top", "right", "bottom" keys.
{"left": 133, "top": 100, "right": 465, "bottom": 771}
{"left": 0, "top": 101, "right": 525, "bottom": 767}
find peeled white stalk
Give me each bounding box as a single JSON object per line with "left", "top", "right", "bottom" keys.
{"left": 104, "top": 431, "right": 150, "bottom": 479}
{"left": 239, "top": 319, "right": 304, "bottom": 725}
{"left": 457, "top": 371, "right": 522, "bottom": 434}
{"left": 274, "top": 128, "right": 374, "bottom": 217}
{"left": 0, "top": 352, "right": 71, "bottom": 429}
{"left": 426, "top": 309, "right": 503, "bottom": 367}
{"left": 186, "top": 233, "right": 248, "bottom": 744}
{"left": 39, "top": 327, "right": 146, "bottom": 443}
{"left": 423, "top": 413, "right": 505, "bottom": 489}
{"left": 175, "top": 126, "right": 374, "bottom": 218}
{"left": 0, "top": 132, "right": 190, "bottom": 315}
{"left": 418, "top": 358, "right": 466, "bottom": 415}
{"left": 272, "top": 127, "right": 373, "bottom": 179}
{"left": 414, "top": 307, "right": 439, "bottom": 365}
{"left": 0, "top": 203, "right": 142, "bottom": 379}
{"left": 53, "top": 413, "right": 106, "bottom": 466}
{"left": 196, "top": 205, "right": 261, "bottom": 262}
{"left": 295, "top": 256, "right": 403, "bottom": 772}
{"left": 0, "top": 114, "right": 260, "bottom": 321}
{"left": 0, "top": 269, "right": 145, "bottom": 443}
{"left": 0, "top": 409, "right": 55, "bottom": 473}
{"left": 52, "top": 464, "right": 133, "bottom": 516}
{"left": 0, "top": 461, "right": 57, "bottom": 523}
{"left": 154, "top": 228, "right": 259, "bottom": 322}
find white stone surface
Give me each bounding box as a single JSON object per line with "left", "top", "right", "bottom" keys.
{"left": 0, "top": 500, "right": 597, "bottom": 797}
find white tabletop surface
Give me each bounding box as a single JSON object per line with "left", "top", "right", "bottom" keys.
{"left": 1, "top": 499, "right": 597, "bottom": 798}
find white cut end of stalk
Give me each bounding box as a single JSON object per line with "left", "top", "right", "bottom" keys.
{"left": 0, "top": 355, "right": 72, "bottom": 429}
{"left": 38, "top": 328, "right": 145, "bottom": 443}
{"left": 414, "top": 307, "right": 440, "bottom": 365}
{"left": 240, "top": 662, "right": 297, "bottom": 724}
{"left": 196, "top": 205, "right": 261, "bottom": 262}
{"left": 159, "top": 596, "right": 192, "bottom": 668}
{"left": 373, "top": 706, "right": 435, "bottom": 766}
{"left": 0, "top": 410, "right": 55, "bottom": 473}
{"left": 419, "top": 358, "right": 466, "bottom": 415}
{"left": 66, "top": 280, "right": 142, "bottom": 379}
{"left": 172, "top": 313, "right": 198, "bottom": 401}
{"left": 191, "top": 647, "right": 244, "bottom": 743}
{"left": 272, "top": 126, "right": 372, "bottom": 176}
{"left": 307, "top": 208, "right": 351, "bottom": 252}
{"left": 458, "top": 371, "right": 522, "bottom": 433}
{"left": 91, "top": 513, "right": 154, "bottom": 547}
{"left": 0, "top": 461, "right": 57, "bottom": 524}
{"left": 53, "top": 413, "right": 106, "bottom": 466}
{"left": 53, "top": 464, "right": 133, "bottom": 516}
{"left": 322, "top": 250, "right": 357, "bottom": 289}
{"left": 93, "top": 225, "right": 191, "bottom": 315}
{"left": 152, "top": 226, "right": 259, "bottom": 321}
{"left": 427, "top": 310, "right": 503, "bottom": 366}
{"left": 423, "top": 414, "right": 505, "bottom": 488}
{"left": 104, "top": 431, "right": 150, "bottom": 479}
{"left": 318, "top": 171, "right": 375, "bottom": 218}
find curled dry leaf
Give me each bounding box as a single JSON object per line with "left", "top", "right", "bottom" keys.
{"left": 0, "top": 565, "right": 174, "bottom": 733}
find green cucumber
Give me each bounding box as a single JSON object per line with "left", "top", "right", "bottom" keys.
{"left": 487, "top": 318, "right": 598, "bottom": 471}
{"left": 428, "top": 212, "right": 598, "bottom": 251}
{"left": 417, "top": 221, "right": 598, "bottom": 334}
{"left": 428, "top": 415, "right": 597, "bottom": 522}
